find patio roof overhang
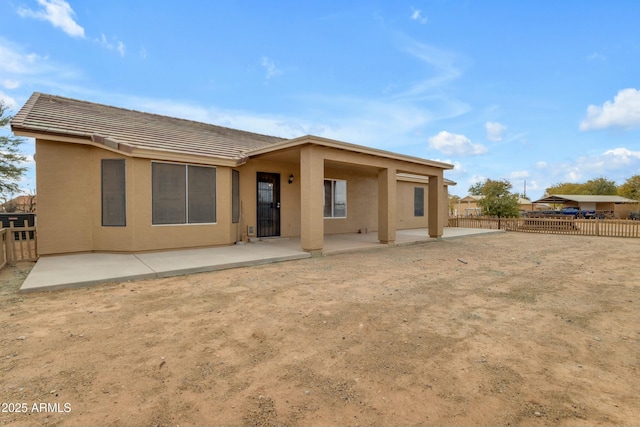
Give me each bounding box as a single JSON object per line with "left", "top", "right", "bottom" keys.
{"left": 244, "top": 135, "right": 454, "bottom": 172}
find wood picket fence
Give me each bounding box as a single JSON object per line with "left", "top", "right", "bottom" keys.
{"left": 448, "top": 216, "right": 640, "bottom": 238}
{"left": 0, "top": 220, "right": 38, "bottom": 269}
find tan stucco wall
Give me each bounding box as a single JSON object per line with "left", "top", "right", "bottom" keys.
{"left": 323, "top": 167, "right": 378, "bottom": 234}
{"left": 36, "top": 140, "right": 94, "bottom": 254}
{"left": 36, "top": 140, "right": 451, "bottom": 255}
{"left": 36, "top": 140, "right": 236, "bottom": 255}
{"left": 396, "top": 182, "right": 428, "bottom": 229}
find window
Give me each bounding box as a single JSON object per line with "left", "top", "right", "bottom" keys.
{"left": 414, "top": 187, "right": 424, "bottom": 217}
{"left": 232, "top": 170, "right": 240, "bottom": 223}
{"left": 101, "top": 159, "right": 126, "bottom": 226}
{"left": 152, "top": 163, "right": 216, "bottom": 225}
{"left": 324, "top": 179, "right": 347, "bottom": 218}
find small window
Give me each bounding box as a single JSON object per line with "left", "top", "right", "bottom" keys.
{"left": 324, "top": 179, "right": 347, "bottom": 218}
{"left": 152, "top": 163, "right": 216, "bottom": 225}
{"left": 232, "top": 170, "right": 240, "bottom": 223}
{"left": 101, "top": 159, "right": 126, "bottom": 226}
{"left": 414, "top": 187, "right": 424, "bottom": 217}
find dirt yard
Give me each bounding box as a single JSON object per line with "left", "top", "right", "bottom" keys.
{"left": 1, "top": 232, "right": 638, "bottom": 426}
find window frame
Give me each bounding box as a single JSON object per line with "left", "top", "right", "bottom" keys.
{"left": 101, "top": 158, "right": 127, "bottom": 227}
{"left": 151, "top": 161, "right": 217, "bottom": 226}
{"left": 323, "top": 178, "right": 347, "bottom": 219}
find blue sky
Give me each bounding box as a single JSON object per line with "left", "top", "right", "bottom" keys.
{"left": 1, "top": 0, "right": 640, "bottom": 200}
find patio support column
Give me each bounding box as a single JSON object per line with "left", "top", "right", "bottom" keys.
{"left": 378, "top": 167, "right": 396, "bottom": 244}
{"left": 428, "top": 173, "right": 444, "bottom": 238}
{"left": 300, "top": 145, "right": 324, "bottom": 254}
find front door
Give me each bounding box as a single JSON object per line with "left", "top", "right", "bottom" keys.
{"left": 257, "top": 172, "right": 281, "bottom": 237}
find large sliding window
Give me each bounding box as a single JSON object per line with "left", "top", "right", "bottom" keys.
{"left": 324, "top": 179, "right": 347, "bottom": 218}
{"left": 152, "top": 162, "right": 216, "bottom": 225}
{"left": 101, "top": 159, "right": 126, "bottom": 226}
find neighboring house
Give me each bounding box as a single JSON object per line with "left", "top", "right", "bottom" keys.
{"left": 11, "top": 92, "right": 454, "bottom": 256}
{"left": 457, "top": 195, "right": 546, "bottom": 216}
{"left": 458, "top": 195, "right": 483, "bottom": 216}
{"left": 533, "top": 194, "right": 639, "bottom": 218}
{"left": 2, "top": 195, "right": 37, "bottom": 213}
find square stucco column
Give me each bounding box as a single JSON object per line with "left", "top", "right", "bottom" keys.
{"left": 428, "top": 173, "right": 444, "bottom": 238}
{"left": 300, "top": 145, "right": 324, "bottom": 254}
{"left": 378, "top": 167, "right": 397, "bottom": 244}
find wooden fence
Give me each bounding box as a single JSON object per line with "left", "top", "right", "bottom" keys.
{"left": 448, "top": 216, "right": 640, "bottom": 238}
{"left": 0, "top": 220, "right": 38, "bottom": 268}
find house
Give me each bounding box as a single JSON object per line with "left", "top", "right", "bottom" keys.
{"left": 11, "top": 93, "right": 454, "bottom": 256}
{"left": 533, "top": 194, "right": 639, "bottom": 218}
{"left": 2, "top": 195, "right": 37, "bottom": 213}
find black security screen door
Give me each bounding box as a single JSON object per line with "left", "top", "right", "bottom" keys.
{"left": 257, "top": 172, "right": 281, "bottom": 237}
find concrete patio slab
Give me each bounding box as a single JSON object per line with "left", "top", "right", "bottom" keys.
{"left": 19, "top": 227, "right": 502, "bottom": 293}
{"left": 135, "top": 242, "right": 311, "bottom": 277}
{"left": 19, "top": 253, "right": 157, "bottom": 292}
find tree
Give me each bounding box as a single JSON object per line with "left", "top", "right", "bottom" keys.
{"left": 544, "top": 182, "right": 583, "bottom": 195}
{"left": 545, "top": 177, "right": 617, "bottom": 196}
{"left": 618, "top": 175, "right": 640, "bottom": 201}
{"left": 0, "top": 101, "right": 27, "bottom": 196}
{"left": 468, "top": 178, "right": 520, "bottom": 218}
{"left": 583, "top": 177, "right": 617, "bottom": 195}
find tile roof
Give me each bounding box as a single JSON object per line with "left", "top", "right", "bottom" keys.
{"left": 11, "top": 92, "right": 286, "bottom": 160}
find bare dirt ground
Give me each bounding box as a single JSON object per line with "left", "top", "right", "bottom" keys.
{"left": 1, "top": 232, "right": 639, "bottom": 427}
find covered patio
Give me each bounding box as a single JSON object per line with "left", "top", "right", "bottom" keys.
{"left": 245, "top": 136, "right": 452, "bottom": 254}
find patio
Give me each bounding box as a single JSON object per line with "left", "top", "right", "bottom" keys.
{"left": 19, "top": 227, "right": 501, "bottom": 292}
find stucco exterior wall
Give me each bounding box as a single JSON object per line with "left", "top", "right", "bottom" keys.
{"left": 36, "top": 140, "right": 237, "bottom": 255}
{"left": 396, "top": 182, "right": 428, "bottom": 230}
{"left": 36, "top": 140, "right": 94, "bottom": 254}
{"left": 35, "top": 140, "right": 451, "bottom": 255}
{"left": 323, "top": 167, "right": 378, "bottom": 234}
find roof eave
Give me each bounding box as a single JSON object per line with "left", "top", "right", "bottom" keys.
{"left": 14, "top": 128, "right": 240, "bottom": 167}
{"left": 245, "top": 135, "right": 455, "bottom": 170}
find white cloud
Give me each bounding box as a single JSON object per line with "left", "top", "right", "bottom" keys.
{"left": 0, "top": 38, "right": 82, "bottom": 90}
{"left": 17, "top": 0, "right": 85, "bottom": 38}
{"left": 600, "top": 147, "right": 640, "bottom": 167}
{"left": 96, "top": 34, "right": 126, "bottom": 57}
{"left": 535, "top": 161, "right": 547, "bottom": 169}
{"left": 0, "top": 40, "right": 43, "bottom": 75}
{"left": 435, "top": 158, "right": 465, "bottom": 174}
{"left": 2, "top": 79, "right": 21, "bottom": 90}
{"left": 485, "top": 121, "right": 507, "bottom": 142}
{"left": 510, "top": 170, "right": 530, "bottom": 180}
{"left": 532, "top": 147, "right": 640, "bottom": 193}
{"left": 0, "top": 91, "right": 18, "bottom": 110}
{"left": 410, "top": 9, "right": 428, "bottom": 24}
{"left": 390, "top": 37, "right": 470, "bottom": 121}
{"left": 428, "top": 131, "right": 487, "bottom": 156}
{"left": 580, "top": 88, "right": 640, "bottom": 130}
{"left": 261, "top": 56, "right": 283, "bottom": 80}
{"left": 469, "top": 174, "right": 486, "bottom": 185}
{"left": 397, "top": 40, "right": 462, "bottom": 96}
